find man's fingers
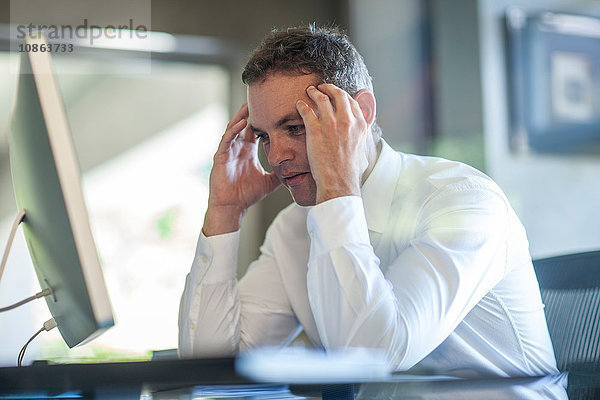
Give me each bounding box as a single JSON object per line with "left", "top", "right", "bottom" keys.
{"left": 242, "top": 124, "right": 258, "bottom": 143}
{"left": 306, "top": 86, "right": 334, "bottom": 116}
{"left": 316, "top": 83, "right": 352, "bottom": 114}
{"left": 349, "top": 96, "right": 366, "bottom": 122}
{"left": 218, "top": 118, "right": 247, "bottom": 153}
{"left": 218, "top": 103, "right": 249, "bottom": 152}
{"left": 296, "top": 99, "right": 319, "bottom": 126}
{"left": 226, "top": 103, "right": 249, "bottom": 130}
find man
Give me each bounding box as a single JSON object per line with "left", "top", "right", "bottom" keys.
{"left": 179, "top": 25, "right": 558, "bottom": 378}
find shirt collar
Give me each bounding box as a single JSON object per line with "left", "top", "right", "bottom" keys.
{"left": 361, "top": 140, "right": 402, "bottom": 233}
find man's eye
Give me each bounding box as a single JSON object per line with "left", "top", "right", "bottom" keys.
{"left": 256, "top": 133, "right": 269, "bottom": 142}
{"left": 288, "top": 125, "right": 305, "bottom": 134}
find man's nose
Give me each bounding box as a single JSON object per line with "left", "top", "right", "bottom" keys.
{"left": 267, "top": 137, "right": 294, "bottom": 166}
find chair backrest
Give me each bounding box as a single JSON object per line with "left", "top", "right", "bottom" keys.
{"left": 533, "top": 251, "right": 600, "bottom": 371}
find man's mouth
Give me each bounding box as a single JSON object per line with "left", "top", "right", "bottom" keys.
{"left": 282, "top": 172, "right": 309, "bottom": 187}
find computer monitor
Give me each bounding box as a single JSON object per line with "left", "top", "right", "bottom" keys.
{"left": 8, "top": 32, "right": 115, "bottom": 348}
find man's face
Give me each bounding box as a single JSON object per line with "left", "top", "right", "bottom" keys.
{"left": 247, "top": 72, "right": 321, "bottom": 206}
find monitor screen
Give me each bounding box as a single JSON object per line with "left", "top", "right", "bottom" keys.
{"left": 9, "top": 32, "right": 115, "bottom": 348}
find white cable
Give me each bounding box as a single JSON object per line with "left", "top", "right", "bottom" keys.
{"left": 0, "top": 209, "right": 27, "bottom": 284}
{"left": 0, "top": 288, "right": 53, "bottom": 313}
{"left": 18, "top": 317, "right": 57, "bottom": 367}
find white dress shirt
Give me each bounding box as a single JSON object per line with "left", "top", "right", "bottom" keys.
{"left": 179, "top": 140, "right": 558, "bottom": 378}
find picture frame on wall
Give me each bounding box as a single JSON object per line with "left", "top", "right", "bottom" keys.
{"left": 505, "top": 9, "right": 600, "bottom": 154}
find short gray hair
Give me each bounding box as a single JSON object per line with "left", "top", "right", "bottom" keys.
{"left": 242, "top": 25, "right": 381, "bottom": 138}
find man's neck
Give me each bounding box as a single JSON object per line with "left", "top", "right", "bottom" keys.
{"left": 361, "top": 137, "right": 383, "bottom": 186}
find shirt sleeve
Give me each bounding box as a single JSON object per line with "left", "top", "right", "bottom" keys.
{"left": 178, "top": 229, "right": 299, "bottom": 358}
{"left": 306, "top": 186, "right": 509, "bottom": 371}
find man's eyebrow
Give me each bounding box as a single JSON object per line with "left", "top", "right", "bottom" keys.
{"left": 250, "top": 112, "right": 304, "bottom": 134}
{"left": 274, "top": 112, "right": 303, "bottom": 128}
{"left": 248, "top": 124, "right": 265, "bottom": 133}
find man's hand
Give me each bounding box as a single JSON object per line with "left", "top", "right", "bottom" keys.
{"left": 296, "top": 84, "right": 370, "bottom": 204}
{"left": 203, "top": 103, "right": 280, "bottom": 236}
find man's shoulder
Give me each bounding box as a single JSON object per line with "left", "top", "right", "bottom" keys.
{"left": 396, "top": 151, "right": 501, "bottom": 195}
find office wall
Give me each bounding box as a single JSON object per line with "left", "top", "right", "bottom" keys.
{"left": 349, "top": 0, "right": 430, "bottom": 154}
{"left": 428, "top": 0, "right": 485, "bottom": 171}
{"left": 0, "top": 0, "right": 347, "bottom": 46}
{"left": 349, "top": 0, "right": 485, "bottom": 171}
{"left": 479, "top": 0, "right": 600, "bottom": 258}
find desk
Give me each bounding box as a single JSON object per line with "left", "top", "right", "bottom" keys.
{"left": 0, "top": 358, "right": 598, "bottom": 399}
{"left": 0, "top": 358, "right": 250, "bottom": 399}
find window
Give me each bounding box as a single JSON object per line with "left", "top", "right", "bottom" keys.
{"left": 0, "top": 34, "right": 233, "bottom": 364}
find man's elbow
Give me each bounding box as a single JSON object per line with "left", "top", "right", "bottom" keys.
{"left": 338, "top": 300, "right": 416, "bottom": 371}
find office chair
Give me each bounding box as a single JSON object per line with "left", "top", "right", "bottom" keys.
{"left": 533, "top": 250, "right": 600, "bottom": 399}
{"left": 533, "top": 250, "right": 600, "bottom": 371}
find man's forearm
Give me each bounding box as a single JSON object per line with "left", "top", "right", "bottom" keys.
{"left": 305, "top": 196, "right": 414, "bottom": 370}
{"left": 178, "top": 230, "right": 242, "bottom": 357}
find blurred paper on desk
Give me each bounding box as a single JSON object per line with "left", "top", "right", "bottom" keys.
{"left": 151, "top": 384, "right": 297, "bottom": 399}
{"left": 236, "top": 347, "right": 392, "bottom": 384}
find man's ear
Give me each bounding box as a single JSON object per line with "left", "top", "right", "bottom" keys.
{"left": 353, "top": 89, "right": 376, "bottom": 126}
